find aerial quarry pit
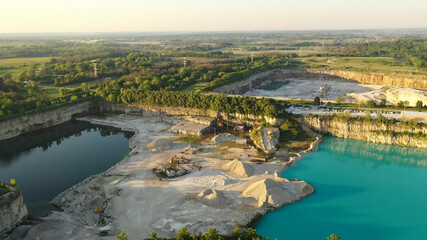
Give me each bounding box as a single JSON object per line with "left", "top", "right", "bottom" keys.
{"left": 6, "top": 114, "right": 313, "bottom": 240}
{"left": 244, "top": 77, "right": 427, "bottom": 107}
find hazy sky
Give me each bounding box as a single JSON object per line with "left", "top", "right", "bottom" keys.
{"left": 1, "top": 0, "right": 426, "bottom": 33}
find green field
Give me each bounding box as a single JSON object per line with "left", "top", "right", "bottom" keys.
{"left": 0, "top": 57, "right": 51, "bottom": 78}
{"left": 181, "top": 81, "right": 210, "bottom": 92}
{"left": 303, "top": 57, "right": 427, "bottom": 77}
{"left": 60, "top": 78, "right": 112, "bottom": 88}
{"left": 42, "top": 88, "right": 61, "bottom": 98}
{"left": 232, "top": 46, "right": 326, "bottom": 57}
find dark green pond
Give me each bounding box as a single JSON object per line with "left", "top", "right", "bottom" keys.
{"left": 0, "top": 121, "right": 133, "bottom": 216}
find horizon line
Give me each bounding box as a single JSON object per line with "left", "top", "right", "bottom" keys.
{"left": 1, "top": 27, "right": 427, "bottom": 36}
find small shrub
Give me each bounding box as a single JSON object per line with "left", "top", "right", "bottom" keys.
{"left": 416, "top": 100, "right": 423, "bottom": 110}
{"left": 176, "top": 227, "right": 192, "bottom": 240}
{"left": 10, "top": 179, "right": 17, "bottom": 186}
{"left": 365, "top": 111, "right": 371, "bottom": 120}
{"left": 376, "top": 113, "right": 386, "bottom": 122}
{"left": 204, "top": 228, "right": 219, "bottom": 240}
{"left": 116, "top": 231, "right": 129, "bottom": 240}
{"left": 366, "top": 100, "right": 376, "bottom": 108}
{"left": 327, "top": 234, "right": 341, "bottom": 240}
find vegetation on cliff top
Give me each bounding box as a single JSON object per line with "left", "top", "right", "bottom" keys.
{"left": 114, "top": 228, "right": 262, "bottom": 240}
{"left": 313, "top": 112, "right": 424, "bottom": 127}
{"left": 279, "top": 119, "right": 309, "bottom": 141}
{"left": 100, "top": 88, "right": 287, "bottom": 118}
{"left": 0, "top": 179, "right": 19, "bottom": 197}
{"left": 115, "top": 227, "right": 340, "bottom": 240}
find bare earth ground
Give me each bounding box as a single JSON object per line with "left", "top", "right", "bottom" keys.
{"left": 9, "top": 115, "right": 313, "bottom": 240}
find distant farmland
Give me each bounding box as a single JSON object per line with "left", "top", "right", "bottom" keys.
{"left": 0, "top": 57, "right": 51, "bottom": 78}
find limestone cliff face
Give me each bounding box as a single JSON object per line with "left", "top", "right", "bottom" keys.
{"left": 301, "top": 116, "right": 427, "bottom": 148}
{"left": 0, "top": 101, "right": 283, "bottom": 143}
{"left": 0, "top": 102, "right": 94, "bottom": 142}
{"left": 0, "top": 191, "right": 28, "bottom": 233}
{"left": 1, "top": 100, "right": 424, "bottom": 148}
{"left": 212, "top": 68, "right": 427, "bottom": 95}
{"left": 99, "top": 102, "right": 283, "bottom": 127}
{"left": 213, "top": 70, "right": 276, "bottom": 94}
{"left": 305, "top": 69, "right": 427, "bottom": 90}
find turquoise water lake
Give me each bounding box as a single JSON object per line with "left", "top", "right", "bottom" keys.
{"left": 0, "top": 121, "right": 132, "bottom": 216}
{"left": 257, "top": 137, "right": 427, "bottom": 240}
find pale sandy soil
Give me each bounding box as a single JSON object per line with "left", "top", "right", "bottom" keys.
{"left": 9, "top": 114, "right": 313, "bottom": 240}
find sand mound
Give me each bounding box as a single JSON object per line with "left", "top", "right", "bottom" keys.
{"left": 242, "top": 177, "right": 313, "bottom": 207}
{"left": 222, "top": 159, "right": 254, "bottom": 177}
{"left": 146, "top": 138, "right": 172, "bottom": 152}
{"left": 197, "top": 189, "right": 228, "bottom": 206}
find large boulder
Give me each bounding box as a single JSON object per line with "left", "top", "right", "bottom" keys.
{"left": 250, "top": 127, "right": 280, "bottom": 154}
{"left": 0, "top": 187, "right": 28, "bottom": 234}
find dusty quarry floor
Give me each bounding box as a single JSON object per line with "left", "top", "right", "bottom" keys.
{"left": 244, "top": 78, "right": 427, "bottom": 106}
{"left": 244, "top": 78, "right": 374, "bottom": 101}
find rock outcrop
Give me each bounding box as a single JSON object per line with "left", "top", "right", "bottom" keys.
{"left": 170, "top": 121, "right": 213, "bottom": 136}
{"left": 0, "top": 189, "right": 28, "bottom": 233}
{"left": 51, "top": 175, "right": 107, "bottom": 226}
{"left": 212, "top": 70, "right": 276, "bottom": 94}
{"left": 0, "top": 101, "right": 94, "bottom": 142}
{"left": 306, "top": 69, "right": 427, "bottom": 90}
{"left": 146, "top": 139, "right": 173, "bottom": 152}
{"left": 302, "top": 116, "right": 427, "bottom": 148}
{"left": 212, "top": 133, "right": 245, "bottom": 144}
{"left": 250, "top": 127, "right": 280, "bottom": 153}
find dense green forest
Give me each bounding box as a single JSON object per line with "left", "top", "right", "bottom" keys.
{"left": 16, "top": 53, "right": 289, "bottom": 88}
{"left": 336, "top": 39, "right": 427, "bottom": 67}
{"left": 0, "top": 42, "right": 230, "bottom": 60}
{"left": 0, "top": 53, "right": 291, "bottom": 119}
{"left": 99, "top": 88, "right": 286, "bottom": 118}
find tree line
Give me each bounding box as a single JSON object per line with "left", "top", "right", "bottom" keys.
{"left": 98, "top": 88, "right": 287, "bottom": 118}
{"left": 337, "top": 39, "right": 427, "bottom": 68}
